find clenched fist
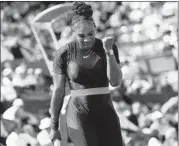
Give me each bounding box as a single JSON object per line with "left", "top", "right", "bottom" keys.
{"left": 102, "top": 36, "right": 114, "bottom": 51}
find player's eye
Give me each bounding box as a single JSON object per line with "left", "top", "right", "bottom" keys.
{"left": 78, "top": 34, "right": 85, "bottom": 38}
{"left": 88, "top": 33, "right": 93, "bottom": 36}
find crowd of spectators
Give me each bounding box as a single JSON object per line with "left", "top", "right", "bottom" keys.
{"left": 1, "top": 62, "right": 47, "bottom": 100}
{"left": 1, "top": 1, "right": 178, "bottom": 146}
{"left": 1, "top": 2, "right": 178, "bottom": 61}
{"left": 1, "top": 1, "right": 178, "bottom": 89}
{"left": 112, "top": 96, "right": 178, "bottom": 146}
{"left": 1, "top": 94, "right": 178, "bottom": 146}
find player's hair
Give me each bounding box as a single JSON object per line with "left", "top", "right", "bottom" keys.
{"left": 71, "top": 2, "right": 94, "bottom": 25}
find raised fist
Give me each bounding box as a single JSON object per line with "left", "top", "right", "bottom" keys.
{"left": 102, "top": 36, "right": 114, "bottom": 51}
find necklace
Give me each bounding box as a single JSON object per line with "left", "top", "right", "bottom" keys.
{"left": 83, "top": 54, "right": 91, "bottom": 58}
{"left": 82, "top": 49, "right": 93, "bottom": 58}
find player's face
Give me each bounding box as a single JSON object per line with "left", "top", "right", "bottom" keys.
{"left": 73, "top": 20, "right": 96, "bottom": 50}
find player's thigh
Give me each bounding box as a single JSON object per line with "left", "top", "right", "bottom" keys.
{"left": 67, "top": 119, "right": 99, "bottom": 146}
{"left": 66, "top": 102, "right": 99, "bottom": 146}
{"left": 97, "top": 102, "right": 124, "bottom": 146}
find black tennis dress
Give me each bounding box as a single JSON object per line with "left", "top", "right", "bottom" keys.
{"left": 53, "top": 38, "right": 124, "bottom": 146}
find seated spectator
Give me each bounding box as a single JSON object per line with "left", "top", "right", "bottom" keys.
{"left": 132, "top": 102, "right": 142, "bottom": 117}
{"left": 6, "top": 131, "right": 19, "bottom": 146}
{"left": 131, "top": 102, "right": 152, "bottom": 129}
{"left": 3, "top": 98, "right": 38, "bottom": 129}
{"left": 114, "top": 100, "right": 130, "bottom": 114}
{"left": 1, "top": 73, "right": 17, "bottom": 102}
{"left": 125, "top": 109, "right": 139, "bottom": 126}
{"left": 149, "top": 116, "right": 171, "bottom": 137}
{"left": 121, "top": 60, "right": 137, "bottom": 80}
{"left": 130, "top": 77, "right": 152, "bottom": 95}
{"left": 16, "top": 133, "right": 39, "bottom": 146}
{"left": 23, "top": 124, "right": 38, "bottom": 138}
{"left": 159, "top": 76, "right": 174, "bottom": 93}
{"left": 15, "top": 124, "right": 39, "bottom": 146}
{"left": 25, "top": 68, "right": 37, "bottom": 90}
{"left": 148, "top": 137, "right": 162, "bottom": 146}
{"left": 1, "top": 45, "right": 14, "bottom": 63}
{"left": 163, "top": 127, "right": 178, "bottom": 146}
{"left": 34, "top": 68, "right": 46, "bottom": 90}
{"left": 37, "top": 117, "right": 52, "bottom": 146}
{"left": 2, "top": 67, "right": 14, "bottom": 81}
{"left": 12, "top": 64, "right": 27, "bottom": 92}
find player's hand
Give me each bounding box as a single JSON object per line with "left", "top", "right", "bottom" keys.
{"left": 102, "top": 36, "right": 114, "bottom": 51}
{"left": 54, "top": 139, "right": 61, "bottom": 146}
{"left": 50, "top": 129, "right": 62, "bottom": 145}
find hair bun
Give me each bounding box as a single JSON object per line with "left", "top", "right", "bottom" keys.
{"left": 72, "top": 2, "right": 93, "bottom": 18}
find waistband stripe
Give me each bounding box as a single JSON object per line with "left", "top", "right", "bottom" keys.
{"left": 70, "top": 87, "right": 110, "bottom": 96}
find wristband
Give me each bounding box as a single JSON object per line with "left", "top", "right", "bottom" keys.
{"left": 105, "top": 49, "right": 114, "bottom": 55}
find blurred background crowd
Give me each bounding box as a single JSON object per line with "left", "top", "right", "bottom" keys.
{"left": 1, "top": 1, "right": 178, "bottom": 146}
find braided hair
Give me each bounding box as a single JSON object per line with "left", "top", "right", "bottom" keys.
{"left": 71, "top": 2, "right": 94, "bottom": 25}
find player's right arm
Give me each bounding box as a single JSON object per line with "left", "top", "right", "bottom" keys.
{"left": 49, "top": 47, "right": 67, "bottom": 144}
